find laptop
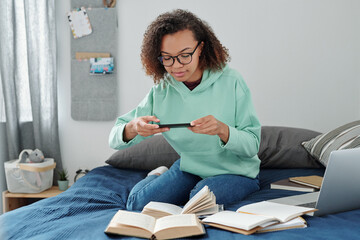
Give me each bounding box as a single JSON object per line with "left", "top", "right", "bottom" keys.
{"left": 269, "top": 147, "right": 360, "bottom": 216}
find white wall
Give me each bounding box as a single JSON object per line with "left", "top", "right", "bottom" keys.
{"left": 56, "top": 0, "right": 360, "bottom": 183}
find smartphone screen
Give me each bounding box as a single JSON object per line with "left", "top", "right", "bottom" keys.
{"left": 158, "top": 123, "right": 191, "bottom": 128}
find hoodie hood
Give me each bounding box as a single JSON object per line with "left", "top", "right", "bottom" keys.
{"left": 166, "top": 65, "right": 229, "bottom": 95}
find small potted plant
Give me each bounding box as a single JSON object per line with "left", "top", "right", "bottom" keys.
{"left": 57, "top": 168, "right": 69, "bottom": 191}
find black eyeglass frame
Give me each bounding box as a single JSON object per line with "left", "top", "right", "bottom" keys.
{"left": 158, "top": 42, "right": 202, "bottom": 67}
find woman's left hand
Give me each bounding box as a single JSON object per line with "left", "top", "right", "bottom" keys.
{"left": 188, "top": 115, "right": 229, "bottom": 143}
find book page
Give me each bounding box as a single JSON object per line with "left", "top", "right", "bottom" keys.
{"left": 202, "top": 211, "right": 276, "bottom": 231}
{"left": 182, "top": 186, "right": 209, "bottom": 214}
{"left": 237, "top": 201, "right": 315, "bottom": 222}
{"left": 143, "top": 201, "right": 182, "bottom": 215}
{"left": 258, "top": 217, "right": 307, "bottom": 233}
{"left": 153, "top": 214, "right": 198, "bottom": 233}
{"left": 187, "top": 191, "right": 216, "bottom": 213}
{"left": 105, "top": 223, "right": 152, "bottom": 239}
{"left": 113, "top": 210, "right": 156, "bottom": 233}
{"left": 196, "top": 204, "right": 221, "bottom": 216}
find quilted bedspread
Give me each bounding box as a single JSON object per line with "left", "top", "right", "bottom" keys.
{"left": 1, "top": 165, "right": 359, "bottom": 240}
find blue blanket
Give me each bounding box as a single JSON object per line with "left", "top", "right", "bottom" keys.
{"left": 1, "top": 166, "right": 359, "bottom": 240}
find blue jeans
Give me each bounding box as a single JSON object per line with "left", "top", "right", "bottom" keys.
{"left": 126, "top": 159, "right": 260, "bottom": 211}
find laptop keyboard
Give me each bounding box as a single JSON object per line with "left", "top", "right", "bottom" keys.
{"left": 298, "top": 202, "right": 317, "bottom": 208}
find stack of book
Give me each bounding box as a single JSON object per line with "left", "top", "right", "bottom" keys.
{"left": 271, "top": 175, "right": 323, "bottom": 192}
{"left": 104, "top": 185, "right": 316, "bottom": 239}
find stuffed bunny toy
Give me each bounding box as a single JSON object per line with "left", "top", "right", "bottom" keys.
{"left": 19, "top": 149, "right": 45, "bottom": 163}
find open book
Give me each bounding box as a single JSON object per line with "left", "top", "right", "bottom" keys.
{"left": 105, "top": 210, "right": 205, "bottom": 239}
{"left": 202, "top": 201, "right": 316, "bottom": 235}
{"left": 142, "top": 185, "right": 222, "bottom": 218}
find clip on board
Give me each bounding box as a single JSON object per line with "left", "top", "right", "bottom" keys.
{"left": 102, "top": 0, "right": 116, "bottom": 8}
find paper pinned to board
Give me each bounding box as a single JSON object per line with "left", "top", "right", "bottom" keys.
{"left": 67, "top": 7, "right": 92, "bottom": 39}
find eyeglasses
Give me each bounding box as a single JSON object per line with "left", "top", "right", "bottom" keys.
{"left": 158, "top": 42, "right": 201, "bottom": 67}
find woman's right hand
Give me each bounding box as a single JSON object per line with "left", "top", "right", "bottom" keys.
{"left": 123, "top": 116, "right": 170, "bottom": 142}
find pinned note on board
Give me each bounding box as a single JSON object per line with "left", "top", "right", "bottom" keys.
{"left": 67, "top": 7, "right": 92, "bottom": 39}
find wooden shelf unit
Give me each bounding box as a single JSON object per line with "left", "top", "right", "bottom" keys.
{"left": 2, "top": 186, "right": 63, "bottom": 213}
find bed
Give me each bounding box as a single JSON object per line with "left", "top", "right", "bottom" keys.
{"left": 1, "top": 126, "right": 360, "bottom": 240}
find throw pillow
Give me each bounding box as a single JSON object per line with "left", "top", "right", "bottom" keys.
{"left": 105, "top": 134, "right": 180, "bottom": 170}
{"left": 302, "top": 120, "right": 360, "bottom": 167}
{"left": 258, "top": 126, "right": 323, "bottom": 169}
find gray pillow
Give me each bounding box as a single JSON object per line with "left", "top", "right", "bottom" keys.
{"left": 258, "top": 126, "right": 323, "bottom": 169}
{"left": 106, "top": 126, "right": 324, "bottom": 170}
{"left": 105, "top": 135, "right": 180, "bottom": 170}
{"left": 302, "top": 120, "right": 360, "bottom": 166}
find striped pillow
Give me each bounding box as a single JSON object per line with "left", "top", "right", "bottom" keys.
{"left": 302, "top": 120, "right": 360, "bottom": 166}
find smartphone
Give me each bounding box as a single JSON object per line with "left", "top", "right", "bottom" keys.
{"left": 158, "top": 123, "right": 191, "bottom": 128}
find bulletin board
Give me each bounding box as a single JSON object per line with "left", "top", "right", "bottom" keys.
{"left": 69, "top": 0, "right": 118, "bottom": 121}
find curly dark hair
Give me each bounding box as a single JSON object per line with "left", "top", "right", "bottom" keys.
{"left": 141, "top": 9, "right": 230, "bottom": 84}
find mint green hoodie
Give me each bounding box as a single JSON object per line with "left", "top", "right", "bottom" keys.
{"left": 109, "top": 65, "right": 261, "bottom": 179}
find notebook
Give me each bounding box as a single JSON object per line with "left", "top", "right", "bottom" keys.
{"left": 289, "top": 175, "right": 323, "bottom": 189}
{"left": 269, "top": 148, "right": 360, "bottom": 216}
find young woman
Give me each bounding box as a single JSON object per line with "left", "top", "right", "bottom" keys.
{"left": 109, "top": 9, "right": 261, "bottom": 211}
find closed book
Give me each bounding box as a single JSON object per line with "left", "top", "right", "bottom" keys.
{"left": 271, "top": 179, "right": 317, "bottom": 192}
{"left": 289, "top": 176, "right": 323, "bottom": 189}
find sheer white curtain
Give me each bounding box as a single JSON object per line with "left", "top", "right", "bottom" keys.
{"left": 0, "top": 73, "right": 6, "bottom": 216}
{"left": 0, "top": 0, "right": 62, "bottom": 214}
{"left": 0, "top": 75, "right": 5, "bottom": 122}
